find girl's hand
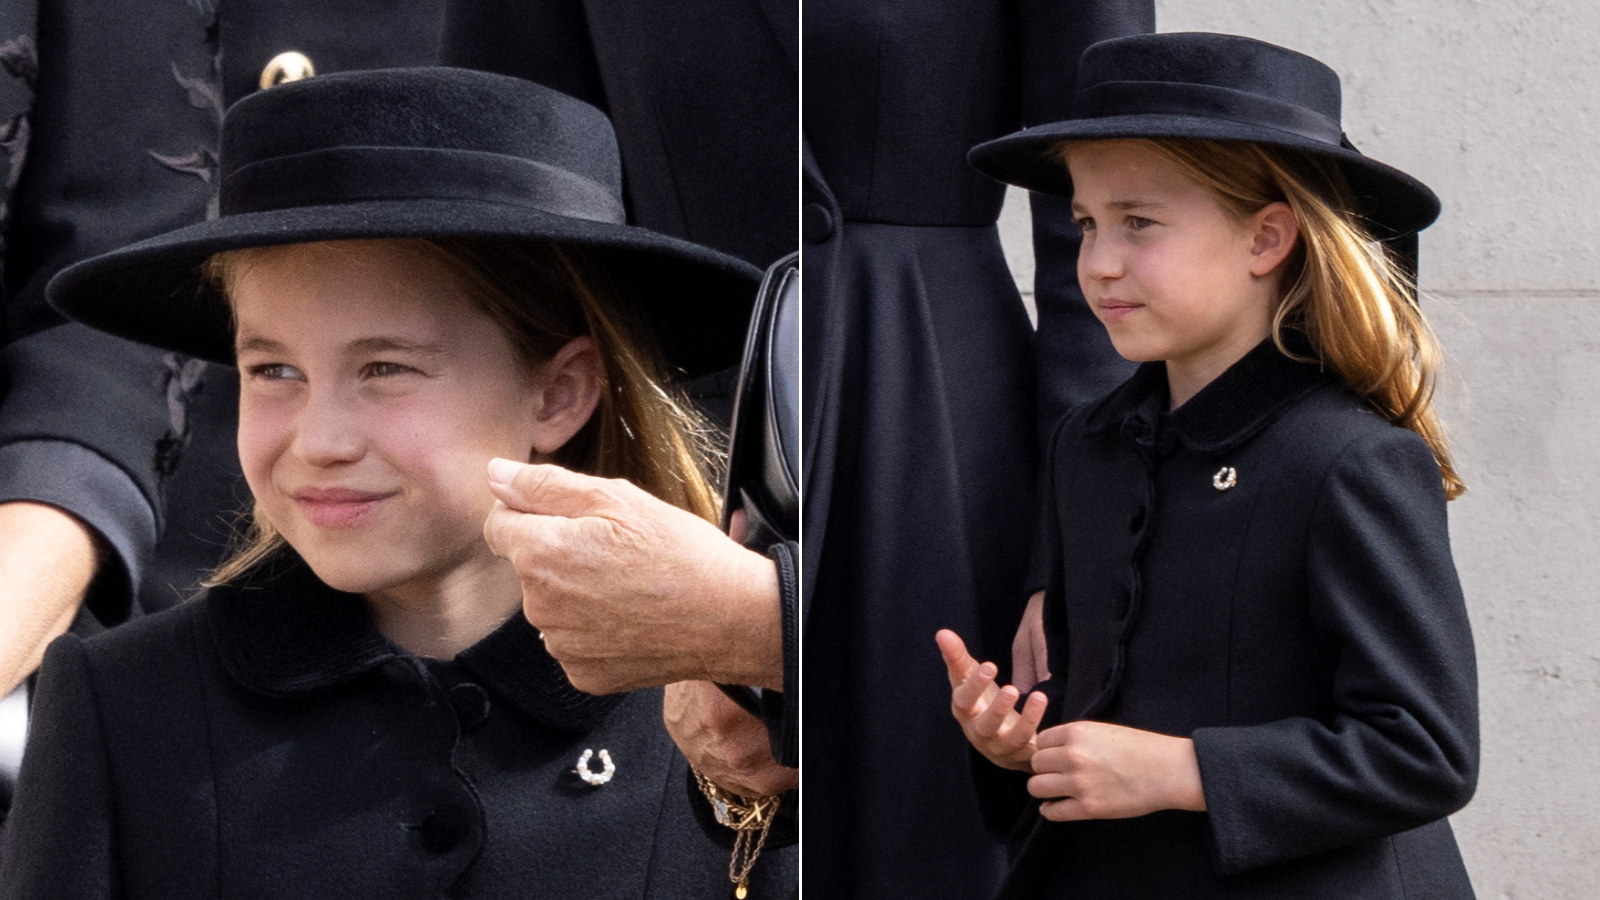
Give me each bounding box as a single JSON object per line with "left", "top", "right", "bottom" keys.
{"left": 1028, "top": 721, "right": 1207, "bottom": 821}
{"left": 936, "top": 629, "right": 1049, "bottom": 773}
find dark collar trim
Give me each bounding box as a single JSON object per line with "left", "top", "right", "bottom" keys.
{"left": 1082, "top": 337, "right": 1334, "bottom": 455}
{"left": 207, "top": 550, "right": 622, "bottom": 731}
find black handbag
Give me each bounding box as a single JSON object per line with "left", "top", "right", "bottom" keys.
{"left": 722, "top": 251, "right": 798, "bottom": 547}
{"left": 719, "top": 252, "right": 798, "bottom": 715}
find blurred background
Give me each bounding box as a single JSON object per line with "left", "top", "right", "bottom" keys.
{"left": 998, "top": 2, "right": 1600, "bottom": 896}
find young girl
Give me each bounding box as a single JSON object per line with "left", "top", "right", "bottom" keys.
{"left": 938, "top": 33, "right": 1477, "bottom": 899}
{"left": 0, "top": 68, "right": 792, "bottom": 897}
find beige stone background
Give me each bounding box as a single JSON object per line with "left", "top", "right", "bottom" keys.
{"left": 996, "top": 2, "right": 1600, "bottom": 896}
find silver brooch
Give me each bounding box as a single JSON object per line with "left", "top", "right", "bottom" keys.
{"left": 1212, "top": 466, "right": 1238, "bottom": 491}
{"left": 574, "top": 748, "right": 616, "bottom": 786}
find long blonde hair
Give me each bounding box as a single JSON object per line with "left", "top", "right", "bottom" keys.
{"left": 204, "top": 238, "right": 724, "bottom": 585}
{"left": 1063, "top": 138, "right": 1463, "bottom": 499}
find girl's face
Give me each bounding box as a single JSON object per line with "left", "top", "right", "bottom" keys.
{"left": 231, "top": 240, "right": 596, "bottom": 600}
{"left": 1068, "top": 140, "right": 1296, "bottom": 386}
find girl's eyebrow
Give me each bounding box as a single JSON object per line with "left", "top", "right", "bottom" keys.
{"left": 235, "top": 335, "right": 286, "bottom": 355}
{"left": 232, "top": 335, "right": 448, "bottom": 356}
{"left": 1070, "top": 198, "right": 1169, "bottom": 214}
{"left": 346, "top": 336, "right": 448, "bottom": 357}
{"left": 1106, "top": 199, "right": 1168, "bottom": 212}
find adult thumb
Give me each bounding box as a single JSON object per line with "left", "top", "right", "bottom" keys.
{"left": 486, "top": 458, "right": 613, "bottom": 519}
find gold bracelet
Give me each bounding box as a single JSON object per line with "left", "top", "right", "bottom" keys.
{"left": 691, "top": 768, "right": 782, "bottom": 898}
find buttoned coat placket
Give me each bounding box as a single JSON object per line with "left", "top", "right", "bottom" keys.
{"left": 980, "top": 341, "right": 1478, "bottom": 899}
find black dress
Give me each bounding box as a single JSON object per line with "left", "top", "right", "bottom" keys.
{"left": 801, "top": 1, "right": 1152, "bottom": 896}
{"left": 979, "top": 341, "right": 1477, "bottom": 899}
{"left": 0, "top": 551, "right": 797, "bottom": 898}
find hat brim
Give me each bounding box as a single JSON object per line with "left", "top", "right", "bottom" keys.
{"left": 47, "top": 197, "right": 761, "bottom": 379}
{"left": 968, "top": 114, "right": 1440, "bottom": 237}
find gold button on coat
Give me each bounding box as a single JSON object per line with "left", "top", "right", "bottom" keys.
{"left": 260, "top": 51, "right": 315, "bottom": 90}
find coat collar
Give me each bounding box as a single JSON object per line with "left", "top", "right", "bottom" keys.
{"left": 205, "top": 550, "right": 623, "bottom": 732}
{"left": 1081, "top": 335, "right": 1334, "bottom": 455}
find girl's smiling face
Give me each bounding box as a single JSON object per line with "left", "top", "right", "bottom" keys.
{"left": 230, "top": 240, "right": 595, "bottom": 601}
{"left": 1068, "top": 140, "right": 1298, "bottom": 403}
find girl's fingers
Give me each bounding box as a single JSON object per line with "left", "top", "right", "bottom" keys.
{"left": 950, "top": 662, "right": 997, "bottom": 717}
{"left": 971, "top": 685, "right": 1018, "bottom": 738}
{"left": 1027, "top": 772, "right": 1073, "bottom": 800}
{"left": 998, "top": 691, "right": 1048, "bottom": 749}
{"left": 935, "top": 629, "right": 978, "bottom": 688}
{"left": 1038, "top": 797, "right": 1089, "bottom": 823}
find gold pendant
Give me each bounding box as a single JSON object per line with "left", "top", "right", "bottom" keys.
{"left": 735, "top": 883, "right": 749, "bottom": 899}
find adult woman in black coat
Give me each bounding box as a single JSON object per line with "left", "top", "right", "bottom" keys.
{"left": 0, "top": 68, "right": 794, "bottom": 898}
{"left": 801, "top": 2, "right": 1152, "bottom": 896}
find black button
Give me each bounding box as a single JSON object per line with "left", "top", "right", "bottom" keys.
{"left": 803, "top": 202, "right": 834, "bottom": 243}
{"left": 1129, "top": 506, "right": 1146, "bottom": 533}
{"left": 418, "top": 806, "right": 469, "bottom": 854}
{"left": 449, "top": 683, "right": 491, "bottom": 731}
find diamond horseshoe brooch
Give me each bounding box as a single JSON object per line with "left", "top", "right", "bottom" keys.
{"left": 1212, "top": 466, "right": 1238, "bottom": 491}
{"left": 574, "top": 748, "right": 616, "bottom": 786}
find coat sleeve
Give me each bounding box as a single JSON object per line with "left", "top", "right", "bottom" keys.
{"left": 758, "top": 540, "right": 798, "bottom": 767}
{"left": 0, "top": 635, "right": 120, "bottom": 896}
{"left": 1191, "top": 427, "right": 1478, "bottom": 875}
{"left": 1018, "top": 0, "right": 1150, "bottom": 429}
{"left": 0, "top": 0, "right": 222, "bottom": 623}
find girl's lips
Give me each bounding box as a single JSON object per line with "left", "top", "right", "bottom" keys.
{"left": 291, "top": 489, "right": 396, "bottom": 528}
{"left": 1099, "top": 300, "right": 1143, "bottom": 323}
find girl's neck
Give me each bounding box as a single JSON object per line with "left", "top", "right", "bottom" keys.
{"left": 1166, "top": 309, "right": 1275, "bottom": 410}
{"left": 364, "top": 556, "right": 523, "bottom": 659}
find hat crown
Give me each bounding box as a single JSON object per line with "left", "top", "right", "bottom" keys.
{"left": 220, "top": 67, "right": 623, "bottom": 198}
{"left": 1077, "top": 33, "right": 1342, "bottom": 128}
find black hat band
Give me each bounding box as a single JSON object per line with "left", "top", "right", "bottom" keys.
{"left": 1074, "top": 81, "right": 1344, "bottom": 147}
{"left": 220, "top": 146, "right": 628, "bottom": 224}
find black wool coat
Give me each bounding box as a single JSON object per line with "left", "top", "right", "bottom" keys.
{"left": 978, "top": 340, "right": 1478, "bottom": 899}
{"left": 801, "top": 1, "right": 1152, "bottom": 897}
{"left": 0, "top": 552, "right": 796, "bottom": 898}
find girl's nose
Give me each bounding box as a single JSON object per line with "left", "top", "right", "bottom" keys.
{"left": 1080, "top": 234, "right": 1125, "bottom": 283}
{"left": 291, "top": 388, "right": 365, "bottom": 466}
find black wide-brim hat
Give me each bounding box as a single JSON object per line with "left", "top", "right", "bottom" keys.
{"left": 969, "top": 33, "right": 1440, "bottom": 238}
{"left": 48, "top": 67, "right": 761, "bottom": 378}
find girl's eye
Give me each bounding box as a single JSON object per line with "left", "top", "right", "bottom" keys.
{"left": 1074, "top": 217, "right": 1095, "bottom": 235}
{"left": 246, "top": 362, "right": 302, "bottom": 382}
{"left": 363, "top": 361, "right": 415, "bottom": 378}
{"left": 1127, "top": 216, "right": 1156, "bottom": 231}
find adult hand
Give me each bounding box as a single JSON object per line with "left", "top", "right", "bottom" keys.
{"left": 1012, "top": 589, "right": 1050, "bottom": 693}
{"left": 664, "top": 680, "right": 797, "bottom": 797}
{"left": 1028, "top": 720, "right": 1206, "bottom": 821}
{"left": 0, "top": 502, "right": 102, "bottom": 695}
{"left": 483, "top": 459, "right": 782, "bottom": 695}
{"left": 937, "top": 629, "right": 1047, "bottom": 773}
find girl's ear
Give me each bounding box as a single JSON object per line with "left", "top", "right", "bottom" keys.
{"left": 527, "top": 336, "right": 603, "bottom": 458}
{"left": 1247, "top": 201, "right": 1300, "bottom": 277}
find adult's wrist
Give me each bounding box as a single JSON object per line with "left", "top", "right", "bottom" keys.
{"left": 700, "top": 543, "right": 784, "bottom": 690}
